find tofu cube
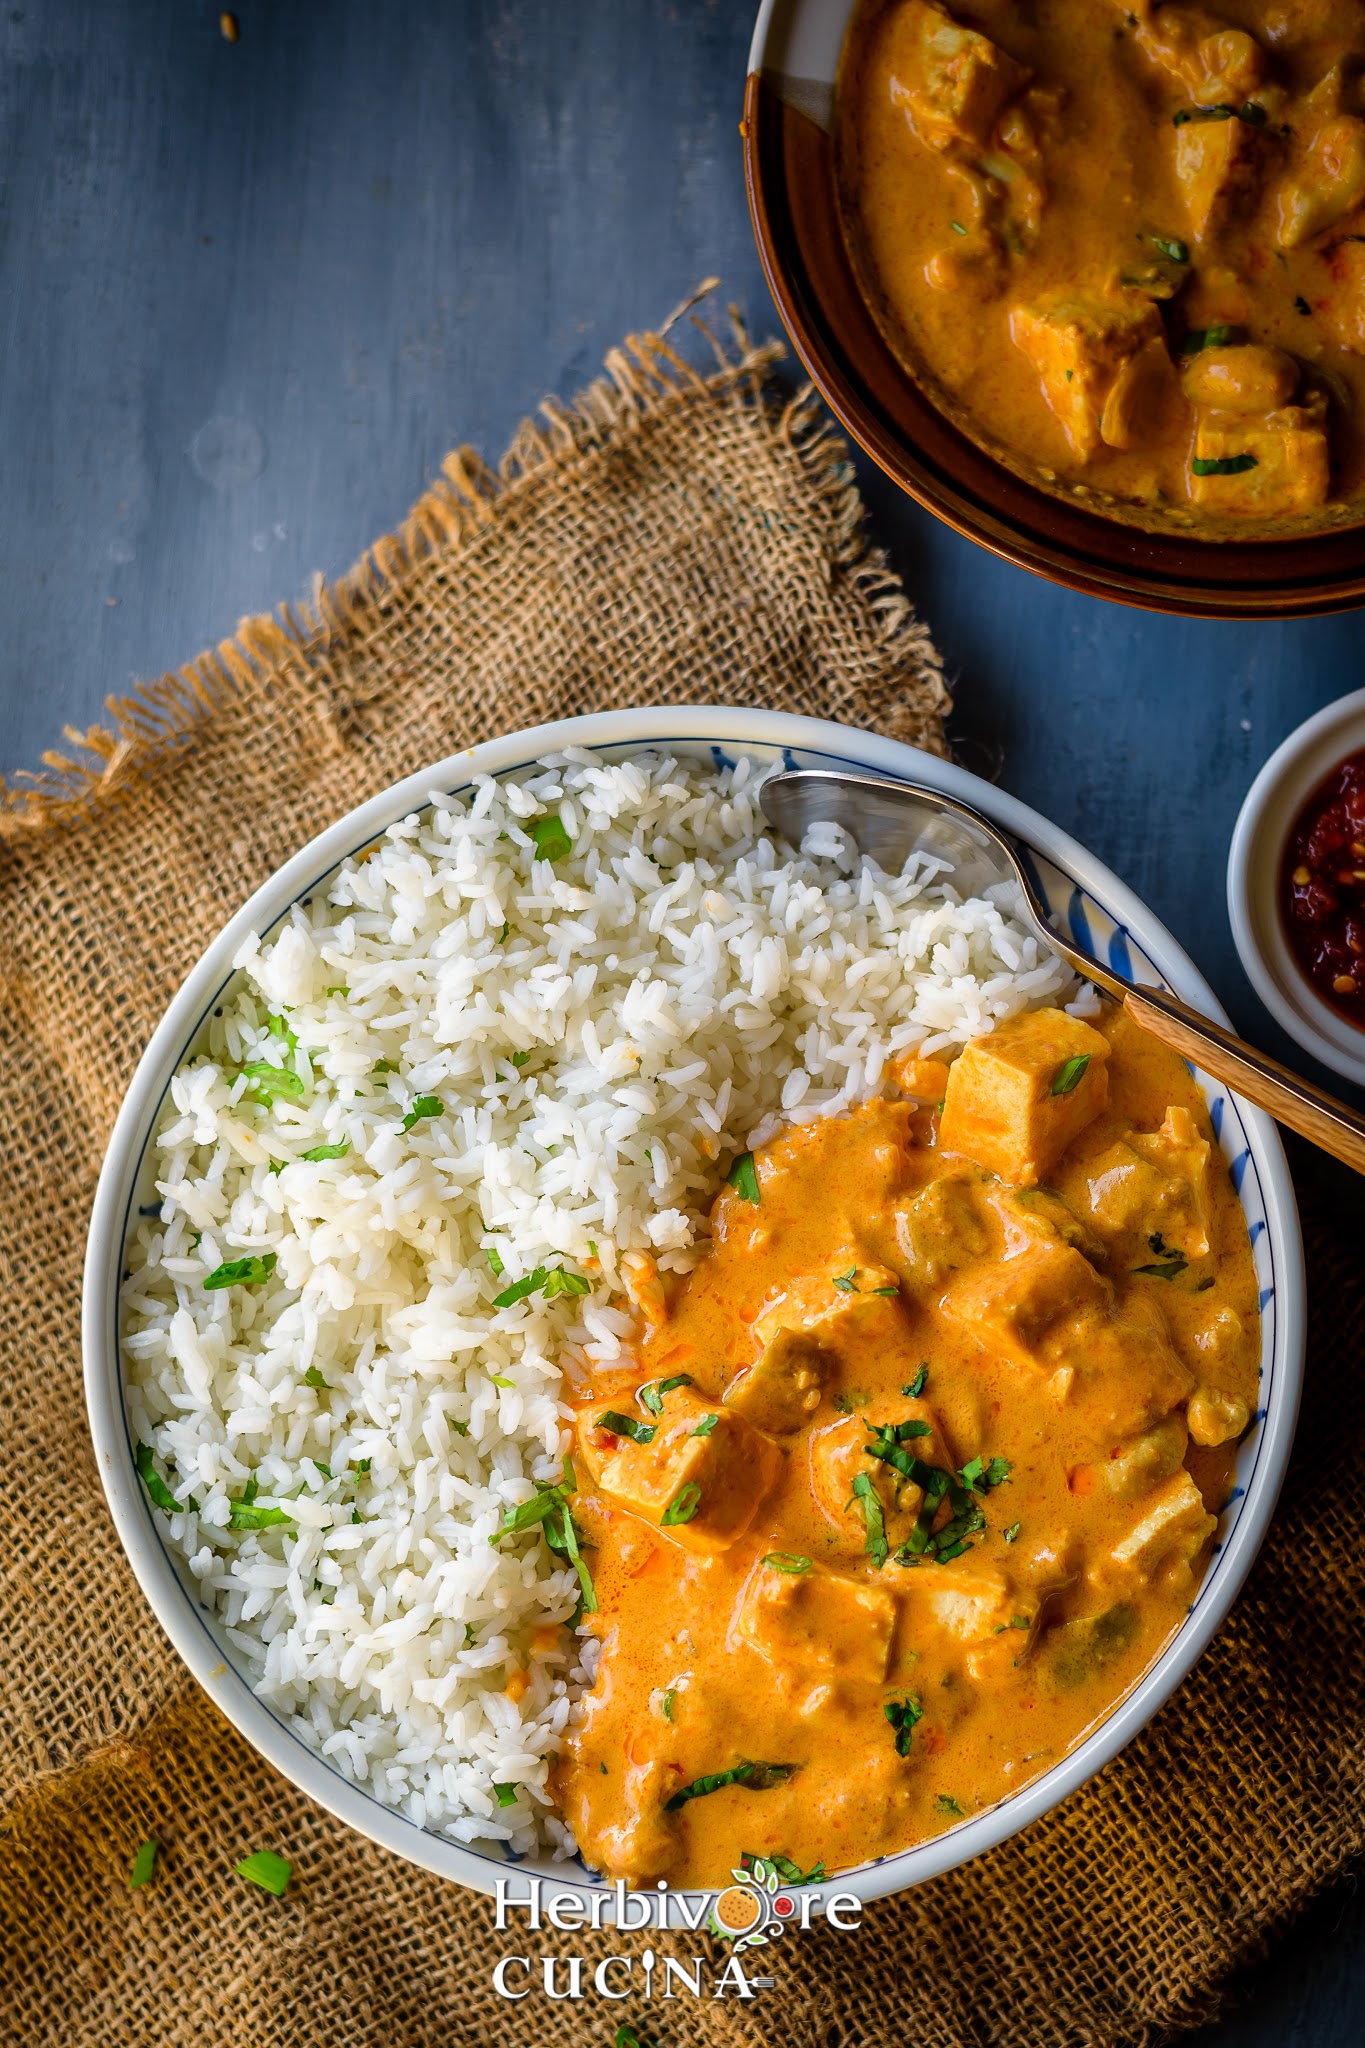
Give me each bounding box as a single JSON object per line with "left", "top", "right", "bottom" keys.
{"left": 1092, "top": 1414, "right": 1189, "bottom": 1503}
{"left": 1081, "top": 1118, "right": 1210, "bottom": 1262}
{"left": 1189, "top": 397, "right": 1330, "bottom": 516}
{"left": 1319, "top": 234, "right": 1365, "bottom": 354}
{"left": 576, "top": 1386, "right": 781, "bottom": 1556}
{"left": 1010, "top": 296, "right": 1162, "bottom": 458}
{"left": 885, "top": 0, "right": 1030, "bottom": 153}
{"left": 1108, "top": 1468, "right": 1215, "bottom": 1580}
{"left": 1176, "top": 115, "right": 1268, "bottom": 242}
{"left": 732, "top": 1561, "right": 896, "bottom": 1696}
{"left": 1277, "top": 115, "right": 1365, "bottom": 248}
{"left": 724, "top": 1326, "right": 830, "bottom": 1436}
{"left": 751, "top": 1262, "right": 900, "bottom": 1352}
{"left": 944, "top": 1234, "right": 1110, "bottom": 1368}
{"left": 892, "top": 1559, "right": 1037, "bottom": 1685}
{"left": 939, "top": 1008, "right": 1112, "bottom": 1185}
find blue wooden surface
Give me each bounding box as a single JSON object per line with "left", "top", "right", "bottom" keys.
{"left": 1, "top": 2, "right": 1360, "bottom": 2039}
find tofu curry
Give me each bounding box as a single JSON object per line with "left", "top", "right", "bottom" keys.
{"left": 555, "top": 1007, "right": 1259, "bottom": 1887}
{"left": 836, "top": 0, "right": 1365, "bottom": 532}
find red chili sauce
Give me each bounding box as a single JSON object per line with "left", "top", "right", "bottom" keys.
{"left": 1281, "top": 748, "right": 1365, "bottom": 1028}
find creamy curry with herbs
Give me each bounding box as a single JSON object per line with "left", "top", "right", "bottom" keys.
{"left": 555, "top": 1008, "right": 1259, "bottom": 1887}
{"left": 837, "top": 0, "right": 1365, "bottom": 532}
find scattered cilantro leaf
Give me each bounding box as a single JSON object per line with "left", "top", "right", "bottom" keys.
{"left": 204, "top": 1252, "right": 277, "bottom": 1292}
{"left": 401, "top": 1093, "right": 443, "bottom": 1132}
{"left": 492, "top": 1783, "right": 519, "bottom": 1809}
{"left": 486, "top": 1247, "right": 505, "bottom": 1277}
{"left": 763, "top": 1552, "right": 812, "bottom": 1574}
{"left": 832, "top": 1267, "right": 859, "bottom": 1293}
{"left": 529, "top": 814, "right": 573, "bottom": 862}
{"left": 690, "top": 1413, "right": 719, "bottom": 1438}
{"left": 884, "top": 1694, "right": 924, "bottom": 1758}
{"left": 234, "top": 1849, "right": 292, "bottom": 1896}
{"left": 1050, "top": 1053, "right": 1091, "bottom": 1096}
{"left": 661, "top": 1483, "right": 702, "bottom": 1527}
{"left": 135, "top": 1442, "right": 179, "bottom": 1515}
{"left": 129, "top": 1839, "right": 158, "bottom": 1889}
{"left": 727, "top": 1151, "right": 761, "bottom": 1204}
{"left": 849, "top": 1471, "right": 888, "bottom": 1568}
{"left": 303, "top": 1365, "right": 329, "bottom": 1390}
{"left": 599, "top": 1410, "right": 655, "bottom": 1444}
{"left": 664, "top": 1760, "right": 797, "bottom": 1811}
{"left": 301, "top": 1141, "right": 350, "bottom": 1162}
{"left": 241, "top": 1061, "right": 305, "bottom": 1105}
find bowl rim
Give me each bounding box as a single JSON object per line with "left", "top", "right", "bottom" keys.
{"left": 743, "top": 0, "right": 1365, "bottom": 620}
{"left": 83, "top": 703, "right": 1305, "bottom": 1916}
{"left": 1228, "top": 687, "right": 1365, "bottom": 1086}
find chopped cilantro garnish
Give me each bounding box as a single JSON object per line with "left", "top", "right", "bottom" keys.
{"left": 661, "top": 1687, "right": 677, "bottom": 1721}
{"left": 234, "top": 1849, "right": 292, "bottom": 1896}
{"left": 872, "top": 1283, "right": 900, "bottom": 1296}
{"left": 849, "top": 1471, "right": 888, "bottom": 1568}
{"left": 1133, "top": 1258, "right": 1189, "bottom": 1279}
{"left": 509, "top": 1049, "right": 532, "bottom": 1068}
{"left": 372, "top": 1059, "right": 398, "bottom": 1074}
{"left": 763, "top": 1552, "right": 812, "bottom": 1574}
{"left": 832, "top": 1267, "right": 859, "bottom": 1292}
{"left": 934, "top": 1794, "right": 964, "bottom": 1818}
{"left": 204, "top": 1252, "right": 278, "bottom": 1291}
{"left": 690, "top": 1413, "right": 719, "bottom": 1438}
{"left": 661, "top": 1483, "right": 703, "bottom": 1527}
{"left": 1003, "top": 1521, "right": 1021, "bottom": 1544}
{"left": 401, "top": 1093, "right": 443, "bottom": 1131}
{"left": 301, "top": 1141, "right": 349, "bottom": 1162}
{"left": 1152, "top": 234, "right": 1188, "bottom": 263}
{"left": 906, "top": 1365, "right": 928, "bottom": 1398}
{"left": 241, "top": 1061, "right": 305, "bottom": 1105}
{"left": 727, "top": 1151, "right": 761, "bottom": 1204}
{"left": 1050, "top": 1053, "right": 1091, "bottom": 1096}
{"left": 490, "top": 1374, "right": 516, "bottom": 1390}
{"left": 303, "top": 1365, "right": 329, "bottom": 1390}
{"left": 542, "top": 1267, "right": 590, "bottom": 1300}
{"left": 495, "top": 1473, "right": 596, "bottom": 1616}
{"left": 228, "top": 1496, "right": 294, "bottom": 1531}
{"left": 128, "top": 1839, "right": 158, "bottom": 1889}
{"left": 599, "top": 1410, "right": 655, "bottom": 1444}
{"left": 639, "top": 1372, "right": 693, "bottom": 1415}
{"left": 135, "top": 1442, "right": 179, "bottom": 1515}
{"left": 1192, "top": 453, "right": 1258, "bottom": 477}
{"left": 492, "top": 1264, "right": 589, "bottom": 1308}
{"left": 492, "top": 1783, "right": 519, "bottom": 1809}
{"left": 529, "top": 814, "right": 573, "bottom": 863}
{"left": 884, "top": 1694, "right": 924, "bottom": 1758}
{"left": 663, "top": 1760, "right": 797, "bottom": 1811}
{"left": 1010, "top": 1613, "right": 1032, "bottom": 1630}
{"left": 486, "top": 1247, "right": 505, "bottom": 1277}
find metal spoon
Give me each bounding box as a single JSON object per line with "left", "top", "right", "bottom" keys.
{"left": 760, "top": 766, "right": 1365, "bottom": 1175}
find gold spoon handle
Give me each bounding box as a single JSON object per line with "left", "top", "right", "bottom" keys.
{"left": 1069, "top": 955, "right": 1365, "bottom": 1174}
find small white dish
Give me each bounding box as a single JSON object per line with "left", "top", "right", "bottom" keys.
{"left": 85, "top": 705, "right": 1303, "bottom": 1917}
{"left": 1228, "top": 688, "right": 1365, "bottom": 1089}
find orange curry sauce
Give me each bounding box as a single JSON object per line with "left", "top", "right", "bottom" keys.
{"left": 555, "top": 1009, "right": 1259, "bottom": 1888}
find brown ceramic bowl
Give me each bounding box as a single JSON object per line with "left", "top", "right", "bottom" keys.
{"left": 743, "top": 0, "right": 1365, "bottom": 619}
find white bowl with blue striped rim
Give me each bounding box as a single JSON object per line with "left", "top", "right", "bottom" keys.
{"left": 83, "top": 705, "right": 1303, "bottom": 1919}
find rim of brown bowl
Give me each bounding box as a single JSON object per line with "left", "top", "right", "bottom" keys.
{"left": 742, "top": 58, "right": 1365, "bottom": 620}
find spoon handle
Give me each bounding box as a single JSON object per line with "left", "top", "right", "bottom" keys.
{"left": 1116, "top": 981, "right": 1365, "bottom": 1174}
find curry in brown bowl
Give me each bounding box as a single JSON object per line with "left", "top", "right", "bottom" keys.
{"left": 556, "top": 1008, "right": 1258, "bottom": 1887}
{"left": 836, "top": 0, "right": 1365, "bottom": 536}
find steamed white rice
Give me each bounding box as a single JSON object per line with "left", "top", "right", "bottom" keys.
{"left": 120, "top": 748, "right": 1078, "bottom": 1854}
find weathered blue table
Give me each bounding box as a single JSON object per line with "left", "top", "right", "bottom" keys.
{"left": 1, "top": 3, "right": 1359, "bottom": 2040}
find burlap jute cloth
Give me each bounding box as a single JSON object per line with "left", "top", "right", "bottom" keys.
{"left": 0, "top": 302, "right": 1360, "bottom": 2048}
